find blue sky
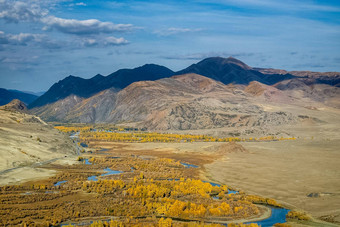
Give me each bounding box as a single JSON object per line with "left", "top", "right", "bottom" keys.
{"left": 0, "top": 0, "right": 340, "bottom": 92}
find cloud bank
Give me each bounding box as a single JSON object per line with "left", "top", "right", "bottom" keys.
{"left": 0, "top": 0, "right": 132, "bottom": 48}
{"left": 42, "top": 16, "right": 133, "bottom": 35}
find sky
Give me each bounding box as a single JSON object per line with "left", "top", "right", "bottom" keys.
{"left": 0, "top": 0, "right": 340, "bottom": 92}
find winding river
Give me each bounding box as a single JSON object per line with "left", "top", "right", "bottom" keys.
{"left": 63, "top": 158, "right": 290, "bottom": 226}
{"left": 245, "top": 207, "right": 290, "bottom": 227}
{"left": 87, "top": 168, "right": 123, "bottom": 181}
{"left": 185, "top": 162, "right": 290, "bottom": 226}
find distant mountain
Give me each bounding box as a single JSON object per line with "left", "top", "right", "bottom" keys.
{"left": 29, "top": 56, "right": 340, "bottom": 109}
{"left": 30, "top": 74, "right": 257, "bottom": 126}
{"left": 29, "top": 64, "right": 174, "bottom": 108}
{"left": 253, "top": 68, "right": 340, "bottom": 87}
{"left": 0, "top": 88, "right": 38, "bottom": 106}
{"left": 31, "top": 73, "right": 340, "bottom": 134}
{"left": 29, "top": 56, "right": 340, "bottom": 134}
{"left": 8, "top": 89, "right": 45, "bottom": 97}
{"left": 176, "top": 57, "right": 295, "bottom": 85}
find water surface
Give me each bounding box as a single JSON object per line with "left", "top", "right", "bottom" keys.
{"left": 87, "top": 168, "right": 123, "bottom": 181}
{"left": 181, "top": 162, "right": 199, "bottom": 168}
{"left": 54, "top": 180, "right": 67, "bottom": 186}
{"left": 245, "top": 206, "right": 290, "bottom": 227}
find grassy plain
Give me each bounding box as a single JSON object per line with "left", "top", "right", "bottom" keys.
{"left": 124, "top": 139, "right": 340, "bottom": 226}
{"left": 205, "top": 140, "right": 340, "bottom": 224}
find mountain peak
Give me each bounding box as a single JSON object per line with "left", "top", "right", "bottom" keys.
{"left": 90, "top": 74, "right": 105, "bottom": 82}
{"left": 65, "top": 75, "right": 76, "bottom": 79}
{"left": 198, "top": 56, "right": 251, "bottom": 70}
{"left": 176, "top": 56, "right": 256, "bottom": 84}
{"left": 136, "top": 63, "right": 172, "bottom": 71}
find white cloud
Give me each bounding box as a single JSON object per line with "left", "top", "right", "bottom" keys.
{"left": 0, "top": 30, "right": 66, "bottom": 50}
{"left": 69, "top": 2, "right": 87, "bottom": 7}
{"left": 0, "top": 31, "right": 46, "bottom": 45}
{"left": 104, "top": 36, "right": 128, "bottom": 46}
{"left": 75, "top": 2, "right": 87, "bottom": 6}
{"left": 0, "top": 30, "right": 129, "bottom": 50}
{"left": 82, "top": 38, "right": 98, "bottom": 47}
{"left": 41, "top": 16, "right": 133, "bottom": 35}
{"left": 154, "top": 27, "right": 203, "bottom": 36}
{"left": 82, "top": 36, "right": 128, "bottom": 47}
{"left": 0, "top": 0, "right": 134, "bottom": 37}
{"left": 0, "top": 0, "right": 48, "bottom": 23}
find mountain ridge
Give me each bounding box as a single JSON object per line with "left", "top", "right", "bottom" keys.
{"left": 28, "top": 56, "right": 340, "bottom": 109}
{"left": 28, "top": 56, "right": 340, "bottom": 133}
{"left": 0, "top": 88, "right": 38, "bottom": 106}
{"left": 30, "top": 73, "right": 340, "bottom": 136}
{"left": 29, "top": 64, "right": 174, "bottom": 108}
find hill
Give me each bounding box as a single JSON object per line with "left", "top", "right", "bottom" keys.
{"left": 0, "top": 88, "right": 38, "bottom": 106}
{"left": 0, "top": 102, "right": 77, "bottom": 185}
{"left": 0, "top": 99, "right": 28, "bottom": 113}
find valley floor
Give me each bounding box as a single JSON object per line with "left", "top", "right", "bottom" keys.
{"left": 125, "top": 140, "right": 340, "bottom": 226}
{"left": 1, "top": 137, "right": 339, "bottom": 226}
{"left": 205, "top": 140, "right": 340, "bottom": 224}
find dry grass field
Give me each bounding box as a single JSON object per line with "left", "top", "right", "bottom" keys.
{"left": 205, "top": 140, "right": 340, "bottom": 224}
{"left": 125, "top": 139, "right": 340, "bottom": 226}
{"left": 0, "top": 109, "right": 76, "bottom": 185}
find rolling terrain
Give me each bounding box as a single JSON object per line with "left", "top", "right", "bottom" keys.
{"left": 0, "top": 100, "right": 77, "bottom": 185}
{"left": 1, "top": 56, "right": 340, "bottom": 225}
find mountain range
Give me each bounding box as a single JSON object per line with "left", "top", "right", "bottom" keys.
{"left": 24, "top": 57, "right": 340, "bottom": 135}
{"left": 29, "top": 64, "right": 174, "bottom": 108}
{"left": 0, "top": 88, "right": 39, "bottom": 106}
{"left": 29, "top": 57, "right": 340, "bottom": 108}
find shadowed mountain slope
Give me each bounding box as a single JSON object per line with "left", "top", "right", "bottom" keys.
{"left": 176, "top": 57, "right": 296, "bottom": 85}
{"left": 254, "top": 68, "right": 340, "bottom": 87}
{"left": 0, "top": 88, "right": 38, "bottom": 106}
{"left": 28, "top": 57, "right": 339, "bottom": 109}
{"left": 29, "top": 64, "right": 174, "bottom": 108}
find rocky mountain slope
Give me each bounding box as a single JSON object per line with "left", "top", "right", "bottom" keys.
{"left": 29, "top": 57, "right": 340, "bottom": 136}
{"left": 30, "top": 73, "right": 340, "bottom": 136}
{"left": 29, "top": 56, "right": 339, "bottom": 110}
{"left": 0, "top": 88, "right": 38, "bottom": 106}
